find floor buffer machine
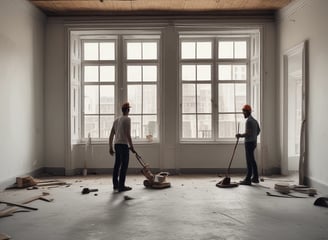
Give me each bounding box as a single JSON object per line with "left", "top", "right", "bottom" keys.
{"left": 134, "top": 152, "right": 171, "bottom": 189}
{"left": 216, "top": 136, "right": 240, "bottom": 188}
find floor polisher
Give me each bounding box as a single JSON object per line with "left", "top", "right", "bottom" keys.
{"left": 134, "top": 152, "right": 171, "bottom": 189}
{"left": 216, "top": 137, "right": 239, "bottom": 188}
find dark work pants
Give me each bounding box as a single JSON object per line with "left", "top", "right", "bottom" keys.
{"left": 244, "top": 141, "right": 259, "bottom": 180}
{"left": 113, "top": 144, "right": 130, "bottom": 189}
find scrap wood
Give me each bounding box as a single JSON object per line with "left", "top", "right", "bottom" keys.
{"left": 0, "top": 192, "right": 53, "bottom": 218}
{"left": 266, "top": 191, "right": 308, "bottom": 198}
{"left": 0, "top": 201, "right": 38, "bottom": 211}
{"left": 290, "top": 185, "right": 317, "bottom": 196}
{"left": 15, "top": 176, "right": 37, "bottom": 188}
{"left": 0, "top": 233, "right": 11, "bottom": 240}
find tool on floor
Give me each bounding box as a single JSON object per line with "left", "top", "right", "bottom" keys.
{"left": 134, "top": 152, "right": 171, "bottom": 189}
{"left": 314, "top": 197, "right": 328, "bottom": 207}
{"left": 81, "top": 188, "right": 98, "bottom": 194}
{"left": 216, "top": 125, "right": 240, "bottom": 188}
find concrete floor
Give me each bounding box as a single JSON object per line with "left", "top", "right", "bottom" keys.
{"left": 0, "top": 174, "right": 327, "bottom": 240}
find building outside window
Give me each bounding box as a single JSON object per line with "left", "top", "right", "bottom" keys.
{"left": 180, "top": 36, "right": 253, "bottom": 141}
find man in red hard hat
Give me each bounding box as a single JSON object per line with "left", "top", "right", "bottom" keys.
{"left": 236, "top": 104, "right": 261, "bottom": 185}
{"left": 109, "top": 102, "right": 136, "bottom": 192}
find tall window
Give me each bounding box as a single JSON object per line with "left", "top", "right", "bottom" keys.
{"left": 180, "top": 37, "right": 250, "bottom": 141}
{"left": 82, "top": 40, "right": 116, "bottom": 139}
{"left": 79, "top": 35, "right": 160, "bottom": 141}
{"left": 125, "top": 40, "right": 159, "bottom": 141}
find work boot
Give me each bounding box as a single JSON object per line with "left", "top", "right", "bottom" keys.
{"left": 118, "top": 186, "right": 132, "bottom": 192}
{"left": 251, "top": 178, "right": 259, "bottom": 183}
{"left": 239, "top": 179, "right": 252, "bottom": 185}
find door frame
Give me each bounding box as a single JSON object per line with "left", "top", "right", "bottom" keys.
{"left": 282, "top": 41, "right": 307, "bottom": 178}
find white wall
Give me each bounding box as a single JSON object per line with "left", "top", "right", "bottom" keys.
{"left": 0, "top": 0, "right": 46, "bottom": 186}
{"left": 44, "top": 17, "right": 279, "bottom": 176}
{"left": 278, "top": 0, "right": 328, "bottom": 190}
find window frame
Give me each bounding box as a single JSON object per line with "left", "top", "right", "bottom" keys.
{"left": 123, "top": 37, "right": 161, "bottom": 142}
{"left": 179, "top": 35, "right": 252, "bottom": 142}
{"left": 78, "top": 34, "right": 161, "bottom": 142}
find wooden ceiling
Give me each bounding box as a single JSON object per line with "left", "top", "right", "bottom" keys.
{"left": 29, "top": 0, "right": 294, "bottom": 16}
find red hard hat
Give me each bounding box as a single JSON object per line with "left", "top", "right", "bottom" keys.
{"left": 242, "top": 104, "right": 252, "bottom": 112}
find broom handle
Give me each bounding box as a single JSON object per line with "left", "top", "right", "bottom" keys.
{"left": 227, "top": 138, "right": 239, "bottom": 175}
{"left": 227, "top": 123, "right": 240, "bottom": 175}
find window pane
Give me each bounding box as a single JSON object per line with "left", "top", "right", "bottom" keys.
{"left": 197, "top": 65, "right": 211, "bottom": 81}
{"left": 127, "top": 65, "right": 141, "bottom": 82}
{"left": 236, "top": 114, "right": 246, "bottom": 133}
{"left": 197, "top": 42, "right": 212, "bottom": 59}
{"left": 84, "top": 66, "right": 98, "bottom": 82}
{"left": 128, "top": 85, "right": 142, "bottom": 114}
{"left": 100, "top": 115, "right": 114, "bottom": 138}
{"left": 181, "top": 42, "right": 195, "bottom": 59}
{"left": 235, "top": 41, "right": 247, "bottom": 59}
{"left": 84, "top": 116, "right": 99, "bottom": 138}
{"left": 100, "top": 42, "right": 115, "bottom": 60}
{"left": 100, "top": 66, "right": 115, "bottom": 82}
{"left": 143, "top": 115, "right": 157, "bottom": 140}
{"left": 235, "top": 84, "right": 247, "bottom": 110}
{"left": 218, "top": 41, "right": 233, "bottom": 59}
{"left": 100, "top": 85, "right": 114, "bottom": 114}
{"left": 218, "top": 65, "right": 231, "bottom": 80}
{"left": 219, "top": 114, "right": 245, "bottom": 138}
{"left": 130, "top": 115, "right": 142, "bottom": 139}
{"left": 182, "top": 65, "right": 196, "bottom": 81}
{"left": 182, "top": 115, "right": 196, "bottom": 138}
{"left": 233, "top": 65, "right": 247, "bottom": 80}
{"left": 218, "top": 114, "right": 236, "bottom": 138}
{"left": 197, "top": 84, "right": 212, "bottom": 113}
{"left": 143, "top": 65, "right": 157, "bottom": 82}
{"left": 143, "top": 42, "right": 157, "bottom": 60}
{"left": 84, "top": 42, "right": 98, "bottom": 60}
{"left": 218, "top": 84, "right": 246, "bottom": 112}
{"left": 198, "top": 115, "right": 212, "bottom": 138}
{"left": 143, "top": 85, "right": 157, "bottom": 114}
{"left": 182, "top": 84, "right": 196, "bottom": 113}
{"left": 127, "top": 42, "right": 141, "bottom": 60}
{"left": 219, "top": 84, "right": 235, "bottom": 112}
{"left": 84, "top": 86, "right": 99, "bottom": 114}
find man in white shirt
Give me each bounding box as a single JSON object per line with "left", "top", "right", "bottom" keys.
{"left": 109, "top": 102, "right": 136, "bottom": 192}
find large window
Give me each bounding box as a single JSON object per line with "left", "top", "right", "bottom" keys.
{"left": 180, "top": 37, "right": 252, "bottom": 141}
{"left": 125, "top": 40, "right": 159, "bottom": 141}
{"left": 77, "top": 34, "right": 160, "bottom": 142}
{"left": 82, "top": 40, "right": 116, "bottom": 139}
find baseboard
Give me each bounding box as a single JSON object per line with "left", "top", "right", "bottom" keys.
{"left": 305, "top": 176, "right": 328, "bottom": 194}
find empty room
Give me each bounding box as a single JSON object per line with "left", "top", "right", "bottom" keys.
{"left": 1, "top": 0, "right": 328, "bottom": 239}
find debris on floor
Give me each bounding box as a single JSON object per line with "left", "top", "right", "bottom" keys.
{"left": 0, "top": 192, "right": 53, "bottom": 218}
{"left": 124, "top": 195, "right": 134, "bottom": 200}
{"left": 264, "top": 182, "right": 318, "bottom": 199}
{"left": 6, "top": 175, "right": 70, "bottom": 189}
{"left": 0, "top": 233, "right": 11, "bottom": 240}
{"left": 81, "top": 187, "right": 98, "bottom": 195}
{"left": 274, "top": 183, "right": 317, "bottom": 196}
